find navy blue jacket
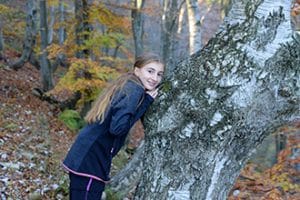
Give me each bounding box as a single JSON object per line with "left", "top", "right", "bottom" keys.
{"left": 63, "top": 79, "right": 154, "bottom": 183}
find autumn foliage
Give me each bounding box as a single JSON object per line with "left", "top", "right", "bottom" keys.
{"left": 46, "top": 58, "right": 120, "bottom": 111}
{"left": 228, "top": 124, "right": 300, "bottom": 200}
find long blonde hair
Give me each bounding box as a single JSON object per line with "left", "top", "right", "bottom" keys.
{"left": 85, "top": 53, "right": 162, "bottom": 124}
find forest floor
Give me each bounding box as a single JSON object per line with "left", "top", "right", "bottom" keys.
{"left": 0, "top": 55, "right": 74, "bottom": 199}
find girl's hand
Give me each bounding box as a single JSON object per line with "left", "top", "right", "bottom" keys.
{"left": 146, "top": 88, "right": 159, "bottom": 99}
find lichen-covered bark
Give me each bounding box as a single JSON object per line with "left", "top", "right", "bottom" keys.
{"left": 134, "top": 0, "right": 299, "bottom": 199}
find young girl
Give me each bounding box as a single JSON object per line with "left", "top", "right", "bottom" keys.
{"left": 63, "top": 53, "right": 164, "bottom": 200}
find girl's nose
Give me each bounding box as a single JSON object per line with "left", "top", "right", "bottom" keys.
{"left": 152, "top": 74, "right": 158, "bottom": 81}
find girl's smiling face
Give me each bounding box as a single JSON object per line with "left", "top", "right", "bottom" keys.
{"left": 134, "top": 62, "right": 164, "bottom": 91}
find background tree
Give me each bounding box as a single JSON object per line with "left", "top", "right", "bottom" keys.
{"left": 131, "top": 0, "right": 145, "bottom": 59}
{"left": 74, "top": 0, "right": 90, "bottom": 58}
{"left": 0, "top": 16, "right": 3, "bottom": 60}
{"left": 52, "top": 0, "right": 68, "bottom": 69}
{"left": 88, "top": 2, "right": 132, "bottom": 60}
{"left": 220, "top": 0, "right": 232, "bottom": 18}
{"left": 39, "top": 0, "right": 53, "bottom": 91}
{"left": 133, "top": 0, "right": 300, "bottom": 199}
{"left": 48, "top": 3, "right": 56, "bottom": 44}
{"left": 58, "top": 0, "right": 67, "bottom": 45}
{"left": 10, "top": 0, "right": 39, "bottom": 70}
{"left": 0, "top": 4, "right": 9, "bottom": 60}
{"left": 160, "top": 0, "right": 181, "bottom": 76}
{"left": 186, "top": 0, "right": 202, "bottom": 54}
{"left": 177, "top": 1, "right": 186, "bottom": 35}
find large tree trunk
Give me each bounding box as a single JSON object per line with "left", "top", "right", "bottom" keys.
{"left": 186, "top": 0, "right": 201, "bottom": 54}
{"left": 10, "top": 0, "right": 39, "bottom": 70}
{"left": 131, "top": 0, "right": 145, "bottom": 59}
{"left": 133, "top": 0, "right": 299, "bottom": 199}
{"left": 39, "top": 0, "right": 53, "bottom": 91}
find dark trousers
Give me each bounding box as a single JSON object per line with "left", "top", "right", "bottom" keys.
{"left": 69, "top": 173, "right": 105, "bottom": 200}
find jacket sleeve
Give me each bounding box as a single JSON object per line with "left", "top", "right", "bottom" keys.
{"left": 109, "top": 82, "right": 154, "bottom": 136}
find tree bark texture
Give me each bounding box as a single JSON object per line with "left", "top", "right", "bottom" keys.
{"left": 39, "top": 0, "right": 53, "bottom": 91}
{"left": 131, "top": 0, "right": 145, "bottom": 59}
{"left": 186, "top": 0, "right": 202, "bottom": 54}
{"left": 134, "top": 0, "right": 299, "bottom": 199}
{"left": 10, "top": 0, "right": 38, "bottom": 70}
{"left": 109, "top": 142, "right": 145, "bottom": 197}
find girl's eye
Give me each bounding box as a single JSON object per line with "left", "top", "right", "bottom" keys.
{"left": 147, "top": 70, "right": 154, "bottom": 74}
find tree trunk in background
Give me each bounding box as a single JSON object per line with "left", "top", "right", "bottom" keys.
{"left": 10, "top": 0, "right": 39, "bottom": 70}
{"left": 75, "top": 0, "right": 90, "bottom": 59}
{"left": 134, "top": 0, "right": 299, "bottom": 199}
{"left": 48, "top": 5, "right": 55, "bottom": 44}
{"left": 52, "top": 0, "right": 68, "bottom": 70}
{"left": 59, "top": 0, "right": 66, "bottom": 45}
{"left": 186, "top": 0, "right": 201, "bottom": 54}
{"left": 177, "top": 2, "right": 186, "bottom": 35}
{"left": 160, "top": 0, "right": 180, "bottom": 77}
{"left": 275, "top": 133, "right": 287, "bottom": 161}
{"left": 220, "top": 0, "right": 232, "bottom": 18}
{"left": 131, "top": 0, "right": 145, "bottom": 59}
{"left": 0, "top": 19, "right": 4, "bottom": 60}
{"left": 39, "top": 0, "right": 53, "bottom": 91}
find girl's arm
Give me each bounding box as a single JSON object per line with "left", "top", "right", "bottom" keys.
{"left": 109, "top": 82, "right": 154, "bottom": 136}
